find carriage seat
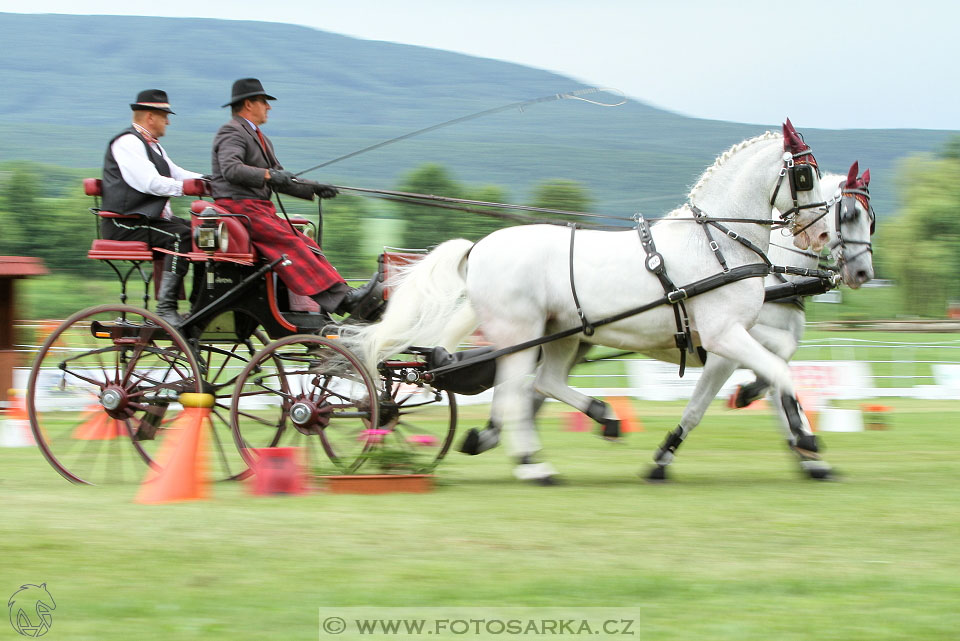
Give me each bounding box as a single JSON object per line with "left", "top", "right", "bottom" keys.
{"left": 84, "top": 178, "right": 156, "bottom": 261}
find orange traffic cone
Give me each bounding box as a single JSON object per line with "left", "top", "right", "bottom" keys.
{"left": 72, "top": 404, "right": 125, "bottom": 440}
{"left": 135, "top": 393, "right": 212, "bottom": 504}
{"left": 606, "top": 396, "right": 644, "bottom": 432}
{"left": 1, "top": 389, "right": 35, "bottom": 447}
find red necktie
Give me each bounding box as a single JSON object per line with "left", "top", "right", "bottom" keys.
{"left": 256, "top": 128, "right": 268, "bottom": 157}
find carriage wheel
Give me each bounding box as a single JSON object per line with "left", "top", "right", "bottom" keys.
{"left": 371, "top": 375, "right": 458, "bottom": 474}
{"left": 229, "top": 335, "right": 380, "bottom": 475}
{"left": 194, "top": 328, "right": 273, "bottom": 481}
{"left": 26, "top": 305, "right": 202, "bottom": 485}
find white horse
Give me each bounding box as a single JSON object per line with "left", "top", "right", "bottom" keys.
{"left": 463, "top": 162, "right": 875, "bottom": 479}
{"left": 644, "top": 161, "right": 876, "bottom": 479}
{"left": 347, "top": 122, "right": 830, "bottom": 483}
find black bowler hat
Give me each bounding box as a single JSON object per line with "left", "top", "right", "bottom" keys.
{"left": 130, "top": 89, "right": 175, "bottom": 114}
{"left": 222, "top": 78, "right": 277, "bottom": 108}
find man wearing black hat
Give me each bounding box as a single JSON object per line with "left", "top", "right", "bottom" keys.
{"left": 101, "top": 89, "right": 203, "bottom": 324}
{"left": 210, "top": 78, "right": 382, "bottom": 319}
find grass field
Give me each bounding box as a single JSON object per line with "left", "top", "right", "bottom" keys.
{"left": 2, "top": 398, "right": 958, "bottom": 640}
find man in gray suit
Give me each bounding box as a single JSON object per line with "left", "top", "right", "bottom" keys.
{"left": 210, "top": 78, "right": 381, "bottom": 317}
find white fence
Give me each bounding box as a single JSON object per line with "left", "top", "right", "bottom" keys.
{"left": 10, "top": 324, "right": 960, "bottom": 406}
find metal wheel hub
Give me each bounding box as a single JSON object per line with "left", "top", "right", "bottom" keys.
{"left": 100, "top": 385, "right": 130, "bottom": 418}
{"left": 289, "top": 397, "right": 333, "bottom": 434}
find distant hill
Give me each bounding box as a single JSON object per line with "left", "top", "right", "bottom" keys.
{"left": 0, "top": 12, "right": 955, "bottom": 218}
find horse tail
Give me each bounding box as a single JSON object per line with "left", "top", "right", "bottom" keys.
{"left": 342, "top": 238, "right": 478, "bottom": 374}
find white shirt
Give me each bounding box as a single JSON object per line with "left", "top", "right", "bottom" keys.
{"left": 110, "top": 127, "right": 202, "bottom": 218}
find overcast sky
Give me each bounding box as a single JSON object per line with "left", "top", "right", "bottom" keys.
{"left": 8, "top": 0, "right": 958, "bottom": 130}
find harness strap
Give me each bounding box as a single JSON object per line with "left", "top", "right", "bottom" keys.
{"left": 425, "top": 263, "right": 772, "bottom": 379}
{"left": 690, "top": 204, "right": 773, "bottom": 268}
{"left": 567, "top": 224, "right": 595, "bottom": 336}
{"left": 636, "top": 215, "right": 694, "bottom": 376}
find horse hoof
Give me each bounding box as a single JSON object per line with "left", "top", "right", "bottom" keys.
{"left": 457, "top": 428, "right": 480, "bottom": 455}
{"left": 534, "top": 475, "right": 562, "bottom": 487}
{"left": 801, "top": 460, "right": 836, "bottom": 481}
{"left": 458, "top": 427, "right": 500, "bottom": 455}
{"left": 513, "top": 461, "right": 558, "bottom": 482}
{"left": 646, "top": 465, "right": 669, "bottom": 483}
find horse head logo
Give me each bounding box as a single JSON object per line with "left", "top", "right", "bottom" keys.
{"left": 8, "top": 583, "right": 56, "bottom": 637}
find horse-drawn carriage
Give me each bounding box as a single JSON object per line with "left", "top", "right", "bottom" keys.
{"left": 27, "top": 178, "right": 463, "bottom": 485}
{"left": 27, "top": 120, "right": 875, "bottom": 486}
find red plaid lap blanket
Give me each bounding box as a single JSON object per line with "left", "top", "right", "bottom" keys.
{"left": 214, "top": 198, "right": 345, "bottom": 296}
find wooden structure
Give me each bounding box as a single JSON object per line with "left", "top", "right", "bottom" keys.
{"left": 0, "top": 256, "right": 48, "bottom": 404}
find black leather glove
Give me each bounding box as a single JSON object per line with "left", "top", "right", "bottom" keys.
{"left": 266, "top": 168, "right": 295, "bottom": 189}
{"left": 312, "top": 183, "right": 338, "bottom": 199}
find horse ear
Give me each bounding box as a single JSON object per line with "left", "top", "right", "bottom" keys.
{"left": 782, "top": 118, "right": 807, "bottom": 153}
{"left": 862, "top": 169, "right": 871, "bottom": 186}
{"left": 846, "top": 161, "right": 859, "bottom": 187}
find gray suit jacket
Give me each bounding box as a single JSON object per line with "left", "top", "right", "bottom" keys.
{"left": 210, "top": 116, "right": 314, "bottom": 201}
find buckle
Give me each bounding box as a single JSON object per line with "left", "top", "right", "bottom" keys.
{"left": 708, "top": 241, "right": 719, "bottom": 252}
{"left": 667, "top": 288, "right": 687, "bottom": 303}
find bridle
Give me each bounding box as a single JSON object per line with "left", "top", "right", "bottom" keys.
{"left": 770, "top": 148, "right": 829, "bottom": 235}
{"left": 829, "top": 184, "right": 875, "bottom": 267}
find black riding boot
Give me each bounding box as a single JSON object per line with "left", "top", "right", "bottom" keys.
{"left": 336, "top": 273, "right": 386, "bottom": 321}
{"left": 155, "top": 272, "right": 185, "bottom": 326}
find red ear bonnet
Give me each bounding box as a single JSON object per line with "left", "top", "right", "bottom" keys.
{"left": 862, "top": 169, "right": 870, "bottom": 187}
{"left": 782, "top": 118, "right": 810, "bottom": 154}
{"left": 845, "top": 161, "right": 860, "bottom": 188}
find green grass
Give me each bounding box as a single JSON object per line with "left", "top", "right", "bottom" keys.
{"left": 2, "top": 399, "right": 958, "bottom": 640}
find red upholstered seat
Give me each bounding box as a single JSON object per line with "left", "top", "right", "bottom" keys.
{"left": 88, "top": 239, "right": 154, "bottom": 261}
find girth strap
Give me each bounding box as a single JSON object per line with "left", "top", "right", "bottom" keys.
{"left": 567, "top": 224, "right": 595, "bottom": 336}
{"left": 636, "top": 215, "right": 694, "bottom": 377}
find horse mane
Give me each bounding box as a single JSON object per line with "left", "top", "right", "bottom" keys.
{"left": 686, "top": 131, "right": 781, "bottom": 202}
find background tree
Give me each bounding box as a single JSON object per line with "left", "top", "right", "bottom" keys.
{"left": 395, "top": 163, "right": 464, "bottom": 249}
{"left": 529, "top": 179, "right": 593, "bottom": 224}
{"left": 318, "top": 193, "right": 378, "bottom": 278}
{"left": 460, "top": 184, "right": 512, "bottom": 240}
{"left": 876, "top": 154, "right": 960, "bottom": 316}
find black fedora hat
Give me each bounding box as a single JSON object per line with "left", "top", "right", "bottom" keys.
{"left": 222, "top": 78, "right": 277, "bottom": 108}
{"left": 130, "top": 89, "right": 175, "bottom": 114}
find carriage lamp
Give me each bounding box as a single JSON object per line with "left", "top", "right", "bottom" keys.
{"left": 193, "top": 209, "right": 230, "bottom": 254}
{"left": 293, "top": 223, "right": 314, "bottom": 240}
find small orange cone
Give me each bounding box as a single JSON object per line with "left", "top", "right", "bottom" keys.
{"left": 796, "top": 391, "right": 820, "bottom": 433}
{"left": 72, "top": 405, "right": 125, "bottom": 440}
{"left": 135, "top": 393, "right": 212, "bottom": 504}
{"left": 249, "top": 447, "right": 309, "bottom": 495}
{"left": 606, "top": 396, "right": 644, "bottom": 433}
{"left": 564, "top": 411, "right": 589, "bottom": 432}
{"left": 1, "top": 389, "right": 35, "bottom": 447}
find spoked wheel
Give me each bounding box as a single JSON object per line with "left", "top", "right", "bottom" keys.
{"left": 229, "top": 335, "right": 380, "bottom": 475}
{"left": 193, "top": 328, "right": 273, "bottom": 481}
{"left": 26, "top": 304, "right": 202, "bottom": 485}
{"left": 372, "top": 374, "right": 458, "bottom": 474}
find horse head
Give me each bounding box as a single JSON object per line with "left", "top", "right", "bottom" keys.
{"left": 778, "top": 119, "right": 830, "bottom": 252}
{"left": 828, "top": 160, "right": 875, "bottom": 288}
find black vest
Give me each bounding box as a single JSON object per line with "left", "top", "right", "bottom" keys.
{"left": 101, "top": 127, "right": 172, "bottom": 219}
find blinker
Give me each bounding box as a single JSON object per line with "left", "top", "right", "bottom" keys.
{"left": 792, "top": 164, "right": 815, "bottom": 192}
